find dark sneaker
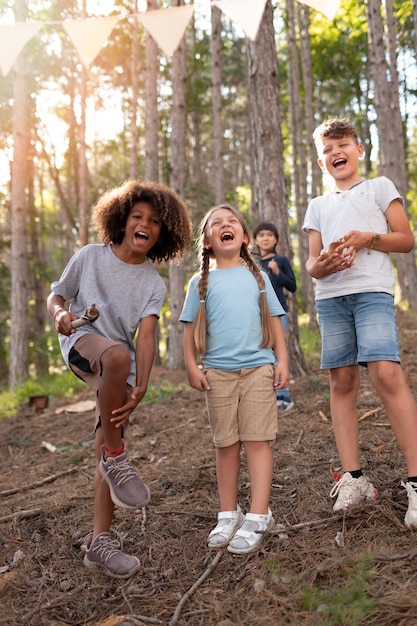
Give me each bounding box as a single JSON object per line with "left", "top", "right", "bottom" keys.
{"left": 99, "top": 447, "right": 150, "bottom": 509}
{"left": 84, "top": 532, "right": 140, "bottom": 578}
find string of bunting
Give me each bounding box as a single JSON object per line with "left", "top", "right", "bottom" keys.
{"left": 0, "top": 0, "right": 340, "bottom": 76}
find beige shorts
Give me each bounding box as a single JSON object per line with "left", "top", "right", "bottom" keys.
{"left": 204, "top": 364, "right": 277, "bottom": 448}
{"left": 69, "top": 334, "right": 131, "bottom": 429}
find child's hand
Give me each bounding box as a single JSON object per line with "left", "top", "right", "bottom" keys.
{"left": 187, "top": 368, "right": 211, "bottom": 392}
{"left": 274, "top": 363, "right": 289, "bottom": 390}
{"left": 110, "top": 387, "right": 144, "bottom": 428}
{"left": 54, "top": 310, "right": 78, "bottom": 336}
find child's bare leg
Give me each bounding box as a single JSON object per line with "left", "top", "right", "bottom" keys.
{"left": 93, "top": 428, "right": 114, "bottom": 538}
{"left": 329, "top": 365, "right": 361, "bottom": 470}
{"left": 368, "top": 361, "right": 417, "bottom": 476}
{"left": 215, "top": 442, "right": 241, "bottom": 510}
{"left": 97, "top": 345, "right": 131, "bottom": 452}
{"left": 243, "top": 440, "right": 272, "bottom": 514}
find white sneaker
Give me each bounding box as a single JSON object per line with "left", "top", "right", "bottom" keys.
{"left": 227, "top": 509, "right": 275, "bottom": 554}
{"left": 402, "top": 481, "right": 417, "bottom": 530}
{"left": 330, "top": 472, "right": 378, "bottom": 512}
{"left": 207, "top": 506, "right": 245, "bottom": 548}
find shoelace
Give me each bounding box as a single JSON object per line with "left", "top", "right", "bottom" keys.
{"left": 91, "top": 537, "right": 122, "bottom": 563}
{"left": 103, "top": 457, "right": 137, "bottom": 486}
{"left": 329, "top": 473, "right": 356, "bottom": 498}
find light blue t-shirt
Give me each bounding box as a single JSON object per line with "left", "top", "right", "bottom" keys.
{"left": 179, "top": 265, "right": 285, "bottom": 370}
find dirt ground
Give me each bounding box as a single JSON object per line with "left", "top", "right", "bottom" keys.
{"left": 2, "top": 309, "right": 417, "bottom": 626}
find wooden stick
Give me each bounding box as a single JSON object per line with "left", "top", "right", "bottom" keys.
{"left": 169, "top": 551, "right": 223, "bottom": 625}
{"left": 0, "top": 466, "right": 87, "bottom": 497}
{"left": 0, "top": 508, "right": 42, "bottom": 523}
{"left": 358, "top": 407, "right": 382, "bottom": 422}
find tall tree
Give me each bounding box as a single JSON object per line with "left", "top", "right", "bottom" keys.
{"left": 144, "top": 0, "right": 159, "bottom": 182}
{"left": 211, "top": 5, "right": 225, "bottom": 204}
{"left": 366, "top": 0, "right": 417, "bottom": 306}
{"left": 10, "top": 0, "right": 30, "bottom": 387}
{"left": 286, "top": 0, "right": 317, "bottom": 329}
{"left": 246, "top": 0, "right": 307, "bottom": 376}
{"left": 168, "top": 0, "right": 188, "bottom": 370}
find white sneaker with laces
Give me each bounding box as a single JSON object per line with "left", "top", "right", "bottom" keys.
{"left": 402, "top": 481, "right": 417, "bottom": 530}
{"left": 330, "top": 472, "right": 378, "bottom": 512}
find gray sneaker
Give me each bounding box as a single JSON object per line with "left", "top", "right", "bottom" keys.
{"left": 99, "top": 447, "right": 150, "bottom": 509}
{"left": 84, "top": 532, "right": 140, "bottom": 578}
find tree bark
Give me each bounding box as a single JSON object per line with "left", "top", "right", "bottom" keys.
{"left": 168, "top": 0, "right": 187, "bottom": 370}
{"left": 211, "top": 5, "right": 225, "bottom": 205}
{"left": 246, "top": 0, "right": 307, "bottom": 377}
{"left": 366, "top": 0, "right": 417, "bottom": 306}
{"left": 10, "top": 0, "right": 30, "bottom": 387}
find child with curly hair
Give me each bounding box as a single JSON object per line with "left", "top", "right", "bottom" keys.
{"left": 47, "top": 179, "right": 192, "bottom": 577}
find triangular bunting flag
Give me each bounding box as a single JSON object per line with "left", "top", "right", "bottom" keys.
{"left": 138, "top": 5, "right": 194, "bottom": 58}
{"left": 0, "top": 22, "right": 42, "bottom": 76}
{"left": 63, "top": 16, "right": 120, "bottom": 68}
{"left": 296, "top": 0, "right": 340, "bottom": 21}
{"left": 211, "top": 0, "right": 268, "bottom": 42}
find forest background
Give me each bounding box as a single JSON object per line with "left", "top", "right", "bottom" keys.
{"left": 1, "top": 0, "right": 417, "bottom": 395}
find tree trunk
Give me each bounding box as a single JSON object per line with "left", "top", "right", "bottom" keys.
{"left": 366, "top": 0, "right": 417, "bottom": 306}
{"left": 145, "top": 0, "right": 159, "bottom": 182}
{"left": 211, "top": 5, "right": 225, "bottom": 205}
{"left": 130, "top": 1, "right": 139, "bottom": 180}
{"left": 10, "top": 0, "right": 30, "bottom": 387}
{"left": 168, "top": 0, "right": 187, "bottom": 370}
{"left": 246, "top": 0, "right": 307, "bottom": 377}
{"left": 298, "top": 3, "right": 319, "bottom": 330}
{"left": 78, "top": 0, "right": 88, "bottom": 247}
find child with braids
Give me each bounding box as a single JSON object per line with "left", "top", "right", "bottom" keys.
{"left": 180, "top": 204, "right": 289, "bottom": 554}
{"left": 48, "top": 179, "right": 192, "bottom": 577}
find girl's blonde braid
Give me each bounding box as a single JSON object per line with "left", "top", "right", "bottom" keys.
{"left": 241, "top": 247, "right": 275, "bottom": 348}
{"left": 193, "top": 249, "right": 211, "bottom": 355}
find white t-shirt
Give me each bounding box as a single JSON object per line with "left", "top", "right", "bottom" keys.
{"left": 179, "top": 265, "right": 285, "bottom": 370}
{"left": 302, "top": 177, "right": 401, "bottom": 300}
{"left": 51, "top": 244, "right": 166, "bottom": 385}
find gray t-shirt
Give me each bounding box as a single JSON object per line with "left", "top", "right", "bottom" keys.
{"left": 302, "top": 177, "right": 400, "bottom": 300}
{"left": 50, "top": 244, "right": 166, "bottom": 385}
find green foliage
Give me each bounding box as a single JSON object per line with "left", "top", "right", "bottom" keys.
{"left": 142, "top": 380, "right": 189, "bottom": 405}
{"left": 302, "top": 556, "right": 378, "bottom": 625}
{"left": 299, "top": 315, "right": 322, "bottom": 367}
{"left": 0, "top": 369, "right": 189, "bottom": 422}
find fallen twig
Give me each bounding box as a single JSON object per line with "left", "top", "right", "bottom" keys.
{"left": 319, "top": 410, "right": 328, "bottom": 422}
{"left": 168, "top": 550, "right": 223, "bottom": 626}
{"left": 358, "top": 407, "right": 382, "bottom": 422}
{"left": 0, "top": 508, "right": 42, "bottom": 523}
{"left": 0, "top": 466, "right": 88, "bottom": 497}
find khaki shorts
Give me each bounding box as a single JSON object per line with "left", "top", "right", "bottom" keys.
{"left": 204, "top": 364, "right": 277, "bottom": 448}
{"left": 68, "top": 334, "right": 131, "bottom": 429}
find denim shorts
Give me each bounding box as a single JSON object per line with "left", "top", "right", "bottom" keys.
{"left": 316, "top": 292, "right": 400, "bottom": 369}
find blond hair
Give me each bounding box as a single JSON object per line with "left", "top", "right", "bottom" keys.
{"left": 193, "top": 204, "right": 275, "bottom": 355}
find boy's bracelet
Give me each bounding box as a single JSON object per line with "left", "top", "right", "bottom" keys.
{"left": 367, "top": 233, "right": 381, "bottom": 255}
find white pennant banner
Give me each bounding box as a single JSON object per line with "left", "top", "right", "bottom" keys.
{"left": 296, "top": 0, "right": 340, "bottom": 21}
{"left": 211, "top": 0, "right": 268, "bottom": 42}
{"left": 0, "top": 22, "right": 42, "bottom": 76}
{"left": 137, "top": 5, "right": 195, "bottom": 58}
{"left": 0, "top": 0, "right": 342, "bottom": 77}
{"left": 63, "top": 16, "right": 120, "bottom": 68}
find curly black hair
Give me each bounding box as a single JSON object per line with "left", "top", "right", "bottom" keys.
{"left": 92, "top": 179, "right": 192, "bottom": 263}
